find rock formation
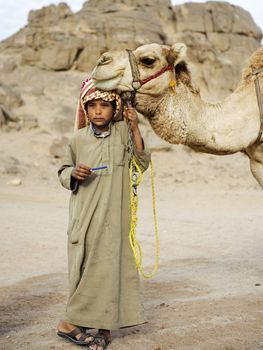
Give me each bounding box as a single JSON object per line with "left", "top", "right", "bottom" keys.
{"left": 1, "top": 1, "right": 261, "bottom": 98}
{"left": 0, "top": 0, "right": 262, "bottom": 165}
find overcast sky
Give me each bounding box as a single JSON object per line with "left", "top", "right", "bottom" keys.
{"left": 0, "top": 0, "right": 262, "bottom": 41}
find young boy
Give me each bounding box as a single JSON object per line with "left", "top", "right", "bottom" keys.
{"left": 57, "top": 79, "right": 151, "bottom": 349}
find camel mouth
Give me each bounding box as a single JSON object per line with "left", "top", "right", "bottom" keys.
{"left": 92, "top": 69, "right": 123, "bottom": 80}
{"left": 92, "top": 75, "right": 122, "bottom": 91}
{"left": 92, "top": 67, "right": 124, "bottom": 81}
{"left": 92, "top": 76, "right": 135, "bottom": 94}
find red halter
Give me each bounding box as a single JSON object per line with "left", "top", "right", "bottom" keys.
{"left": 139, "top": 65, "right": 173, "bottom": 85}
{"left": 126, "top": 49, "right": 173, "bottom": 90}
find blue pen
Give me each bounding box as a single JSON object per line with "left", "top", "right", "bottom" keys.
{"left": 91, "top": 166, "right": 108, "bottom": 171}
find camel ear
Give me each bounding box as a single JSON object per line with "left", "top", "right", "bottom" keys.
{"left": 171, "top": 43, "right": 187, "bottom": 63}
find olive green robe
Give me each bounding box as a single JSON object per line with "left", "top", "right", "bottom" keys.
{"left": 58, "top": 121, "right": 151, "bottom": 330}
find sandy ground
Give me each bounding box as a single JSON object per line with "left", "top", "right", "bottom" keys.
{"left": 1, "top": 139, "right": 263, "bottom": 350}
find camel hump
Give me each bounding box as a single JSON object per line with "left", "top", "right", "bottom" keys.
{"left": 242, "top": 47, "right": 263, "bottom": 82}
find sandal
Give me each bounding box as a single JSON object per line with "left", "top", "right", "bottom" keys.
{"left": 57, "top": 326, "right": 94, "bottom": 346}
{"left": 87, "top": 332, "right": 111, "bottom": 349}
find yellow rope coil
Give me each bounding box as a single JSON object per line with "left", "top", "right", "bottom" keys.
{"left": 129, "top": 156, "right": 159, "bottom": 278}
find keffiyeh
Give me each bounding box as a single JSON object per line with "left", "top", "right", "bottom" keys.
{"left": 74, "top": 78, "right": 122, "bottom": 130}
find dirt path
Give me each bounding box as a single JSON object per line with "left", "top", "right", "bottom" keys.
{"left": 1, "top": 173, "right": 263, "bottom": 349}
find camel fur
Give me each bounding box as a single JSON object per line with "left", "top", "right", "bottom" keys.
{"left": 91, "top": 43, "right": 263, "bottom": 188}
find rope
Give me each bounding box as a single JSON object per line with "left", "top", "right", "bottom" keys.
{"left": 128, "top": 150, "right": 159, "bottom": 279}
{"left": 124, "top": 92, "right": 159, "bottom": 279}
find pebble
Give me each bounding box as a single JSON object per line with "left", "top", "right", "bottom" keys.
{"left": 6, "top": 178, "right": 22, "bottom": 186}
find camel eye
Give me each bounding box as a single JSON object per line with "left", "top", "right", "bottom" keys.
{"left": 98, "top": 55, "right": 112, "bottom": 65}
{"left": 140, "top": 57, "right": 156, "bottom": 66}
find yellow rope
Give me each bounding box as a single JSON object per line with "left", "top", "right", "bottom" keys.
{"left": 129, "top": 156, "right": 159, "bottom": 278}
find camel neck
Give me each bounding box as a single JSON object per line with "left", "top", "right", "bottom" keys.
{"left": 139, "top": 83, "right": 259, "bottom": 154}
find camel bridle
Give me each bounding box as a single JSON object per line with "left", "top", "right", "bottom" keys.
{"left": 126, "top": 49, "right": 173, "bottom": 91}
{"left": 125, "top": 50, "right": 263, "bottom": 145}
{"left": 252, "top": 68, "right": 263, "bottom": 145}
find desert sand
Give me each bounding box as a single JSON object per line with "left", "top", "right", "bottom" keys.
{"left": 1, "top": 131, "right": 263, "bottom": 349}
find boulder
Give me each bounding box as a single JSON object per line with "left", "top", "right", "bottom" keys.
{"left": 39, "top": 45, "right": 79, "bottom": 71}
{"left": 0, "top": 84, "right": 23, "bottom": 109}
{"left": 18, "top": 114, "right": 39, "bottom": 130}
{"left": 0, "top": 105, "right": 19, "bottom": 130}
{"left": 49, "top": 136, "right": 69, "bottom": 158}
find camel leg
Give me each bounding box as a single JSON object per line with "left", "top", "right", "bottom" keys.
{"left": 250, "top": 159, "right": 263, "bottom": 189}
{"left": 246, "top": 144, "right": 263, "bottom": 189}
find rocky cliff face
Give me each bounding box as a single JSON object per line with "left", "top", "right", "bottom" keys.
{"left": 172, "top": 2, "right": 262, "bottom": 99}
{"left": 1, "top": 1, "right": 261, "bottom": 95}
{"left": 0, "top": 0, "right": 262, "bottom": 157}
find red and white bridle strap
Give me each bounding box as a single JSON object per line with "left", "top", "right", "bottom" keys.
{"left": 126, "top": 49, "right": 173, "bottom": 90}
{"left": 139, "top": 65, "right": 173, "bottom": 85}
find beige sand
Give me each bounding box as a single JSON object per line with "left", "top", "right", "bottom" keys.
{"left": 1, "top": 139, "right": 263, "bottom": 350}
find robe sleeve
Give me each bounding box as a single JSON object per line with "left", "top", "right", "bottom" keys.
{"left": 133, "top": 141, "right": 151, "bottom": 173}
{"left": 58, "top": 139, "right": 79, "bottom": 192}
{"left": 116, "top": 120, "right": 151, "bottom": 172}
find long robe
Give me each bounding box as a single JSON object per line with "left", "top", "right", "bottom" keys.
{"left": 58, "top": 121, "right": 151, "bottom": 330}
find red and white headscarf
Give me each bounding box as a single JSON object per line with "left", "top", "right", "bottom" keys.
{"left": 74, "top": 78, "right": 122, "bottom": 130}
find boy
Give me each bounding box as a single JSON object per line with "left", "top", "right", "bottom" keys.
{"left": 57, "top": 80, "right": 150, "bottom": 349}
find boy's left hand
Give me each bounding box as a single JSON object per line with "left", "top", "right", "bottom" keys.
{"left": 123, "top": 107, "right": 139, "bottom": 132}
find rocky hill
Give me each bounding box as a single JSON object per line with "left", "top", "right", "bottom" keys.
{"left": 0, "top": 0, "right": 262, "bottom": 183}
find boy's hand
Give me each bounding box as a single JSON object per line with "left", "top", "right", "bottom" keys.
{"left": 123, "top": 107, "right": 139, "bottom": 132}
{"left": 124, "top": 106, "right": 144, "bottom": 151}
{"left": 71, "top": 164, "right": 92, "bottom": 181}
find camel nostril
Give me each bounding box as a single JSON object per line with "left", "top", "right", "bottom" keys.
{"left": 98, "top": 55, "right": 112, "bottom": 66}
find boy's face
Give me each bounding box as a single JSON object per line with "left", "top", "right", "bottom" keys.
{"left": 86, "top": 99, "right": 114, "bottom": 131}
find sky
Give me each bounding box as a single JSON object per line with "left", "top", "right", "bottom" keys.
{"left": 0, "top": 0, "right": 262, "bottom": 41}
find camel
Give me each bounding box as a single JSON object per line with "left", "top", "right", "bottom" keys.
{"left": 91, "top": 43, "right": 263, "bottom": 188}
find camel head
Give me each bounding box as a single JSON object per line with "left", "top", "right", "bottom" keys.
{"left": 91, "top": 43, "right": 187, "bottom": 97}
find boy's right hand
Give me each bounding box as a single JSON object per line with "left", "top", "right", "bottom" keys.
{"left": 71, "top": 164, "right": 92, "bottom": 181}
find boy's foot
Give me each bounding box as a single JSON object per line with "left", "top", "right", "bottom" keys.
{"left": 87, "top": 330, "right": 111, "bottom": 350}
{"left": 57, "top": 320, "right": 94, "bottom": 346}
